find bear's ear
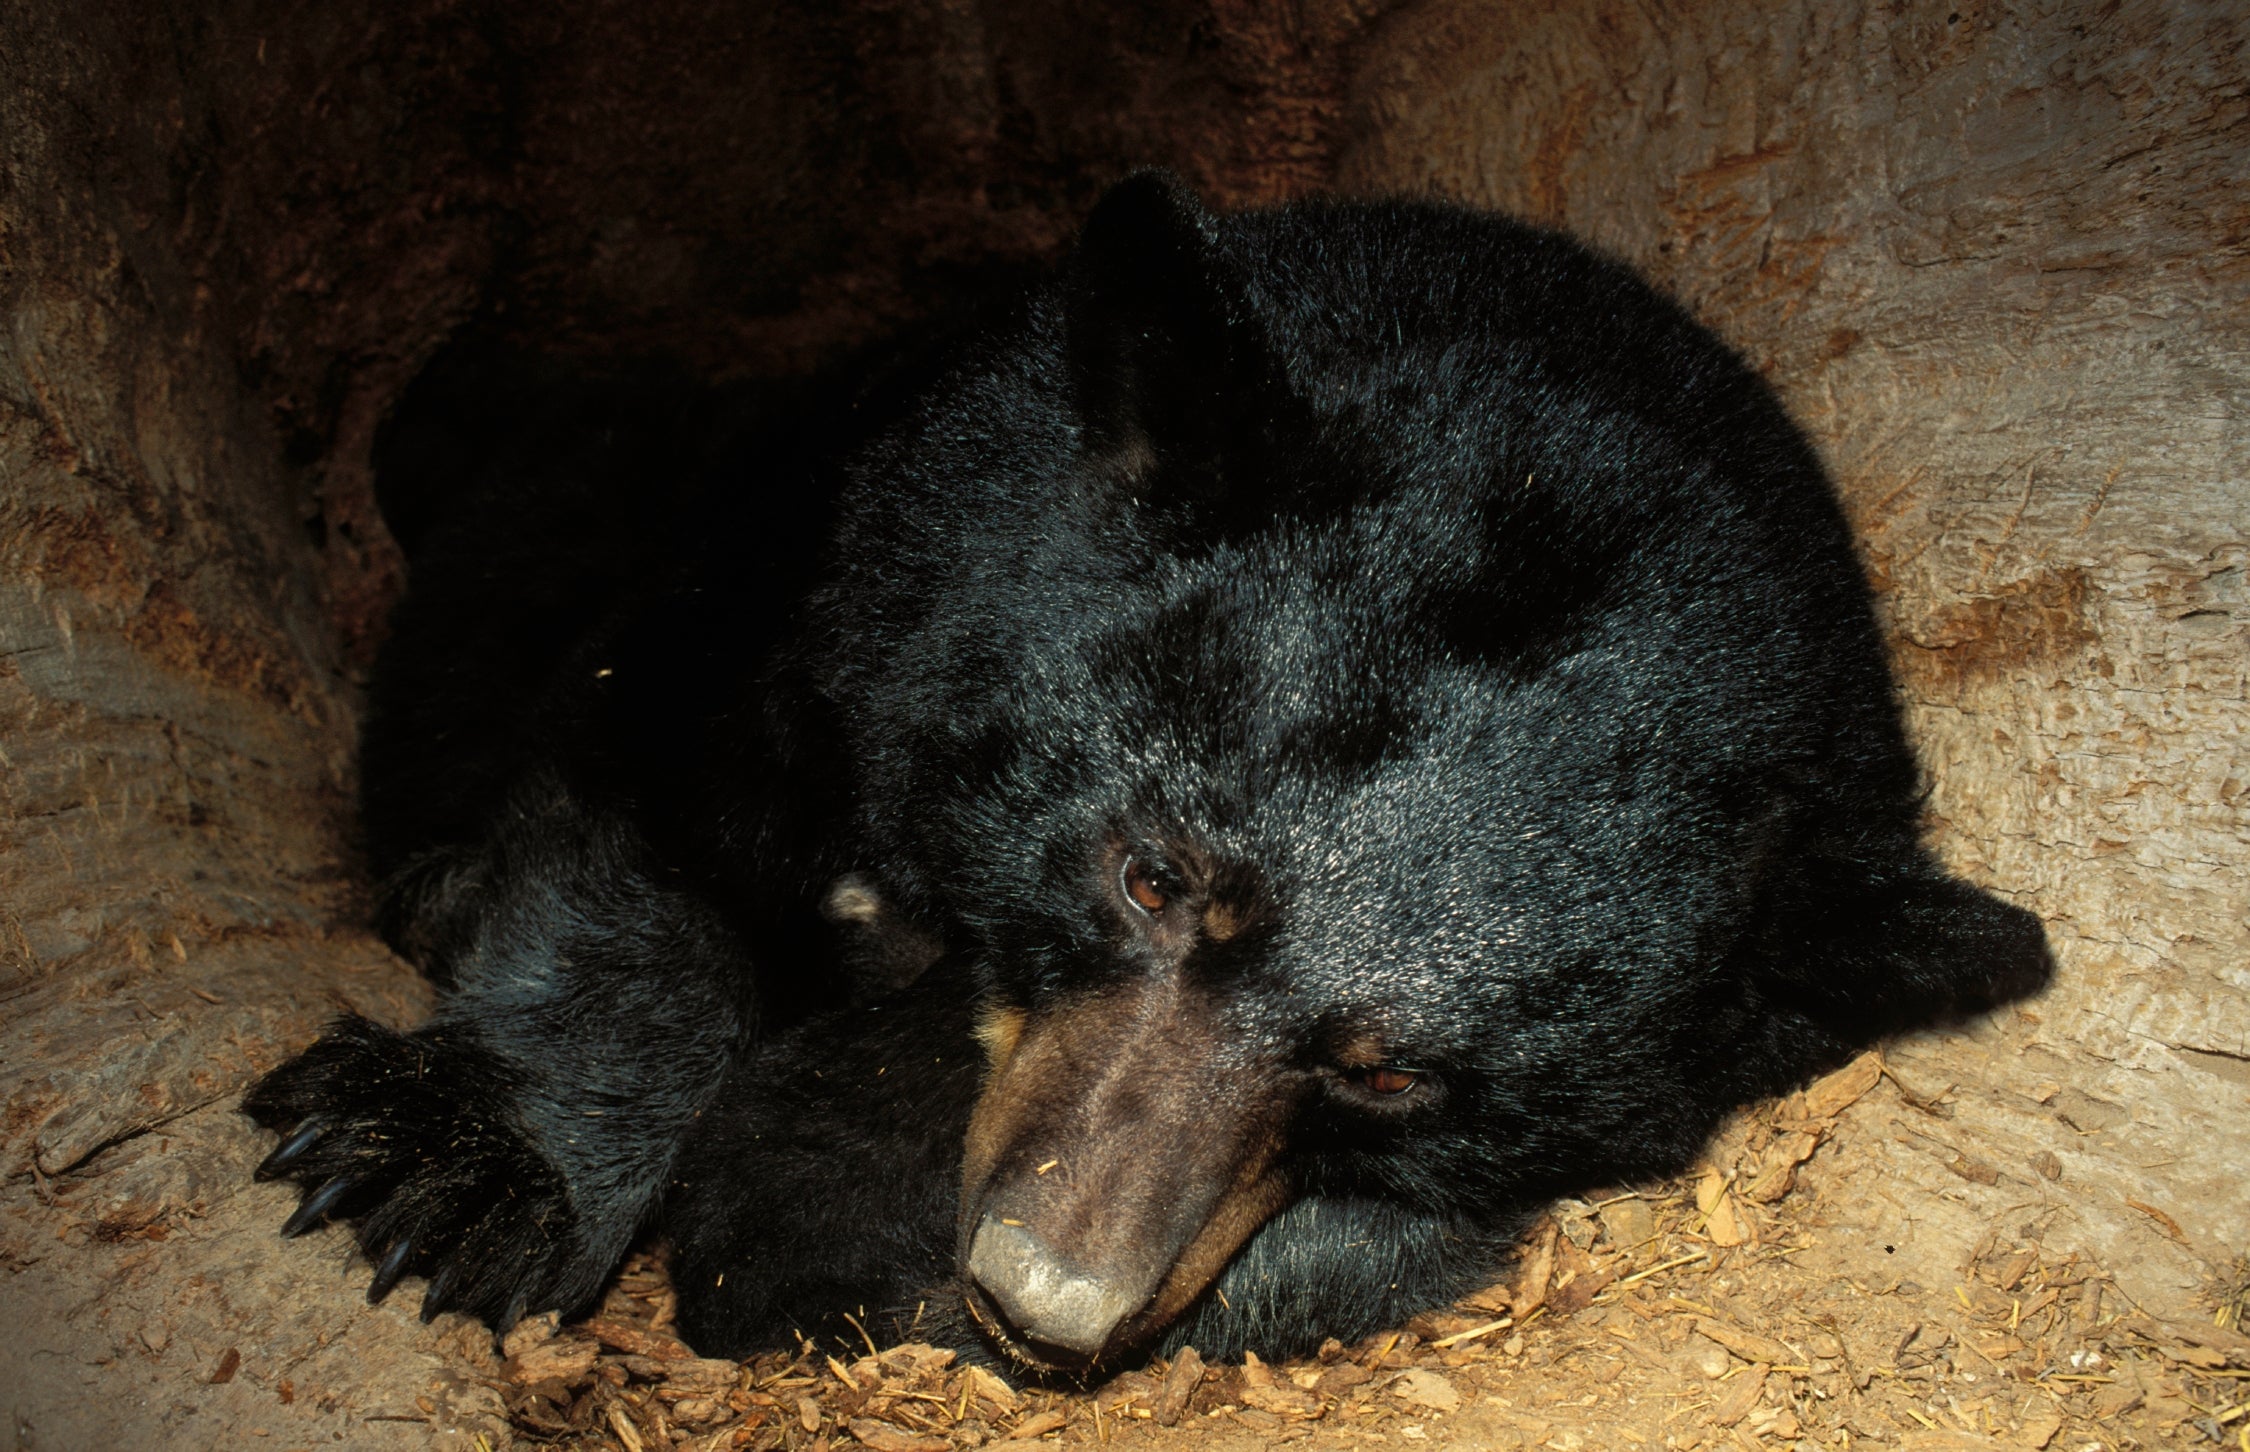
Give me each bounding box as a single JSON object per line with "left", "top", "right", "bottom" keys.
{"left": 1757, "top": 856, "right": 2054, "bottom": 1042}
{"left": 1062, "top": 171, "right": 1282, "bottom": 472}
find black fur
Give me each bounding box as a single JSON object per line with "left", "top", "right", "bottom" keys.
{"left": 245, "top": 176, "right": 2049, "bottom": 1369}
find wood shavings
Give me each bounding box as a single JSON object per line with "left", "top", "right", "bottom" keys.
{"left": 848, "top": 1417, "right": 950, "bottom": 1451}
{"left": 478, "top": 1110, "right": 2239, "bottom": 1452}
{"left": 1511, "top": 1219, "right": 1561, "bottom": 1318}
{"left": 2126, "top": 1196, "right": 2189, "bottom": 1242}
{"left": 1800, "top": 1052, "right": 1883, "bottom": 1119}
{"left": 1389, "top": 1368, "right": 1460, "bottom": 1411}
{"left": 1693, "top": 1318, "right": 1799, "bottom": 1367}
{"left": 1710, "top": 1364, "right": 1766, "bottom": 1426}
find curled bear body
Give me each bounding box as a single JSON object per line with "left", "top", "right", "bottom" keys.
{"left": 246, "top": 176, "right": 2049, "bottom": 1375}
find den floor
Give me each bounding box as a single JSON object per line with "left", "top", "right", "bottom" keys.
{"left": 466, "top": 1053, "right": 2250, "bottom": 1452}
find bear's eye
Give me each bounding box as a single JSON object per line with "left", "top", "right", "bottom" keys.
{"left": 1351, "top": 1067, "right": 1418, "bottom": 1095}
{"left": 1121, "top": 856, "right": 1168, "bottom": 915}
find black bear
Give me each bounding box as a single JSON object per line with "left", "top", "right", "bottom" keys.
{"left": 244, "top": 174, "right": 2049, "bottom": 1375}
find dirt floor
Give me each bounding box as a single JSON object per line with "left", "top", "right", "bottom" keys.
{"left": 9, "top": 970, "right": 2240, "bottom": 1452}
{"left": 413, "top": 1053, "right": 2248, "bottom": 1452}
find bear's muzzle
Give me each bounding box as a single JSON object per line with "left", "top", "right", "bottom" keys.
{"left": 958, "top": 972, "right": 1295, "bottom": 1370}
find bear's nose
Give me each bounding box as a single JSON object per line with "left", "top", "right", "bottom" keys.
{"left": 966, "top": 1215, "right": 1145, "bottom": 1359}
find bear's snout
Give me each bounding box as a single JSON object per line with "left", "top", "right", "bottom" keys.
{"left": 965, "top": 1215, "right": 1145, "bottom": 1359}
{"left": 957, "top": 971, "right": 1296, "bottom": 1369}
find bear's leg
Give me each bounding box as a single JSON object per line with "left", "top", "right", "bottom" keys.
{"left": 1159, "top": 1197, "right": 1522, "bottom": 1364}
{"left": 244, "top": 771, "right": 753, "bottom": 1332}
{"left": 665, "top": 961, "right": 985, "bottom": 1357}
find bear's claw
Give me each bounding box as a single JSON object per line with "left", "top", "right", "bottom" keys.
{"left": 280, "top": 1174, "right": 357, "bottom": 1237}
{"left": 255, "top": 1116, "right": 328, "bottom": 1181}
{"left": 367, "top": 1236, "right": 416, "bottom": 1304}
{"left": 242, "top": 1014, "right": 587, "bottom": 1335}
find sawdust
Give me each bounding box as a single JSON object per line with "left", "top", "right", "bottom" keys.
{"left": 478, "top": 1054, "right": 2250, "bottom": 1451}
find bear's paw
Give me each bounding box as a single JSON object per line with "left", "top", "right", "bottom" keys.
{"left": 241, "top": 1014, "right": 588, "bottom": 1335}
